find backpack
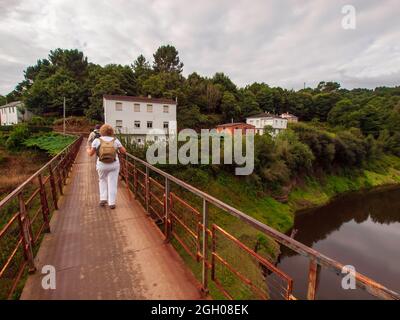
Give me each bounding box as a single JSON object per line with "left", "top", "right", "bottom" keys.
{"left": 98, "top": 138, "right": 117, "bottom": 163}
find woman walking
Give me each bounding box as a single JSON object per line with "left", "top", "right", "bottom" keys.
{"left": 86, "top": 124, "right": 126, "bottom": 209}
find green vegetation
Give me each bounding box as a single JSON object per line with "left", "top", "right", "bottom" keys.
{"left": 24, "top": 133, "right": 75, "bottom": 156}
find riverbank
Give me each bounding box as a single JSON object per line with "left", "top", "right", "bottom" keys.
{"left": 288, "top": 155, "right": 400, "bottom": 215}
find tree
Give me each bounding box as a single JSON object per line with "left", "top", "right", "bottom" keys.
{"left": 238, "top": 89, "right": 261, "bottom": 117}
{"left": 132, "top": 54, "right": 152, "bottom": 93}
{"left": 48, "top": 49, "right": 88, "bottom": 80}
{"left": 220, "top": 91, "right": 241, "bottom": 122}
{"left": 317, "top": 81, "right": 341, "bottom": 93}
{"left": 0, "top": 95, "right": 6, "bottom": 106}
{"left": 85, "top": 64, "right": 137, "bottom": 120}
{"left": 212, "top": 72, "right": 237, "bottom": 93}
{"left": 153, "top": 45, "right": 183, "bottom": 74}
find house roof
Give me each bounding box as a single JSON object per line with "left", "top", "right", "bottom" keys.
{"left": 216, "top": 122, "right": 255, "bottom": 128}
{"left": 0, "top": 101, "right": 22, "bottom": 109}
{"left": 246, "top": 112, "right": 283, "bottom": 119}
{"left": 281, "top": 112, "right": 298, "bottom": 118}
{"left": 103, "top": 95, "right": 176, "bottom": 105}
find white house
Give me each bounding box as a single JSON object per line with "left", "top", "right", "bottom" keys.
{"left": 103, "top": 95, "right": 177, "bottom": 144}
{"left": 246, "top": 112, "right": 287, "bottom": 136}
{"left": 0, "top": 101, "right": 32, "bottom": 126}
{"left": 280, "top": 112, "right": 298, "bottom": 123}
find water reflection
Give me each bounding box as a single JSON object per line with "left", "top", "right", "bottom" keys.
{"left": 277, "top": 186, "right": 400, "bottom": 299}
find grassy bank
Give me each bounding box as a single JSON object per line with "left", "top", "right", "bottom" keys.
{"left": 288, "top": 155, "right": 400, "bottom": 212}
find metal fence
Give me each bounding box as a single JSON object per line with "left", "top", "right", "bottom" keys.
{"left": 0, "top": 136, "right": 82, "bottom": 299}
{"left": 119, "top": 152, "right": 400, "bottom": 300}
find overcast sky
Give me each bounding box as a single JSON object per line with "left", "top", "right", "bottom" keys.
{"left": 0, "top": 0, "right": 399, "bottom": 95}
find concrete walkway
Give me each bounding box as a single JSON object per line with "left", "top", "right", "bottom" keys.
{"left": 21, "top": 141, "right": 201, "bottom": 300}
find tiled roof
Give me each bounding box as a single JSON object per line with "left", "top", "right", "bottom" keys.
{"left": 246, "top": 112, "right": 282, "bottom": 119}
{"left": 0, "top": 101, "right": 22, "bottom": 108}
{"left": 216, "top": 122, "right": 254, "bottom": 127}
{"left": 103, "top": 95, "right": 176, "bottom": 105}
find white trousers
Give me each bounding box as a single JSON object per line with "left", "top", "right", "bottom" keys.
{"left": 96, "top": 161, "right": 120, "bottom": 206}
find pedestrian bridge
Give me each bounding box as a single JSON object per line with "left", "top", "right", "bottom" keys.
{"left": 0, "top": 136, "right": 399, "bottom": 300}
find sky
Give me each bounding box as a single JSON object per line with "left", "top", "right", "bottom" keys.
{"left": 0, "top": 0, "right": 399, "bottom": 95}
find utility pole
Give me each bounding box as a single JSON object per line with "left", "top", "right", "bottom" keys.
{"left": 63, "top": 97, "right": 66, "bottom": 135}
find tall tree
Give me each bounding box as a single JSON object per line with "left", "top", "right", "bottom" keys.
{"left": 153, "top": 45, "right": 183, "bottom": 74}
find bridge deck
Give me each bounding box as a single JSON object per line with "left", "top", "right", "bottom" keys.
{"left": 21, "top": 141, "right": 201, "bottom": 300}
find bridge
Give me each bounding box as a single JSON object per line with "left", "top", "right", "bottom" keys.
{"left": 0, "top": 136, "right": 399, "bottom": 300}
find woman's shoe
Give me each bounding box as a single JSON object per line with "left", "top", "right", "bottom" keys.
{"left": 99, "top": 200, "right": 107, "bottom": 206}
{"left": 109, "top": 205, "right": 116, "bottom": 209}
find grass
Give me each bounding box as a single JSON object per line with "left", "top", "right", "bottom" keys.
{"left": 0, "top": 146, "right": 50, "bottom": 199}
{"left": 24, "top": 133, "right": 75, "bottom": 156}
{"left": 288, "top": 155, "right": 400, "bottom": 211}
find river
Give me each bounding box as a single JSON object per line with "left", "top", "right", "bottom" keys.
{"left": 276, "top": 186, "right": 400, "bottom": 299}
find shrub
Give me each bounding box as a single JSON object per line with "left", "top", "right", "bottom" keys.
{"left": 6, "top": 124, "right": 30, "bottom": 150}
{"left": 29, "top": 116, "right": 47, "bottom": 126}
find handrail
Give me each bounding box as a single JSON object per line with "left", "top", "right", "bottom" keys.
{"left": 124, "top": 152, "right": 400, "bottom": 300}
{"left": 0, "top": 134, "right": 83, "bottom": 299}
{"left": 0, "top": 136, "right": 81, "bottom": 208}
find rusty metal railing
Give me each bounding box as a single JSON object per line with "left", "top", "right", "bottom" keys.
{"left": 120, "top": 152, "right": 400, "bottom": 300}
{"left": 0, "top": 136, "right": 82, "bottom": 299}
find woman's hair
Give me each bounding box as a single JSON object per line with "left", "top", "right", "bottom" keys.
{"left": 99, "top": 124, "right": 114, "bottom": 137}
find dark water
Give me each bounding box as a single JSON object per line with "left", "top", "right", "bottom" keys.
{"left": 276, "top": 186, "right": 400, "bottom": 300}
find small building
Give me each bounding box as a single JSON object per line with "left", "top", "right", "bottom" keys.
{"left": 0, "top": 101, "right": 32, "bottom": 126}
{"left": 246, "top": 112, "right": 287, "bottom": 136}
{"left": 103, "top": 95, "right": 177, "bottom": 144}
{"left": 215, "top": 123, "right": 255, "bottom": 135}
{"left": 280, "top": 112, "right": 298, "bottom": 123}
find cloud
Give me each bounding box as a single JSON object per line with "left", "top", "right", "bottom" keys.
{"left": 0, "top": 0, "right": 399, "bottom": 95}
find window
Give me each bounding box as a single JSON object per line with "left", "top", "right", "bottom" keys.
{"left": 137, "top": 138, "right": 142, "bottom": 144}
{"left": 147, "top": 121, "right": 153, "bottom": 128}
{"left": 147, "top": 104, "right": 153, "bottom": 113}
{"left": 134, "top": 104, "right": 140, "bottom": 112}
{"left": 116, "top": 120, "right": 123, "bottom": 128}
{"left": 134, "top": 121, "right": 140, "bottom": 128}
{"left": 115, "top": 102, "right": 122, "bottom": 111}
{"left": 154, "top": 136, "right": 158, "bottom": 141}
{"left": 163, "top": 105, "right": 169, "bottom": 113}
{"left": 163, "top": 121, "right": 169, "bottom": 129}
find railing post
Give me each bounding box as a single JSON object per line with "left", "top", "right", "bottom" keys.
{"left": 211, "top": 224, "right": 216, "bottom": 281}
{"left": 61, "top": 154, "right": 67, "bottom": 185}
{"left": 307, "top": 259, "right": 321, "bottom": 300}
{"left": 201, "top": 198, "right": 209, "bottom": 294}
{"left": 48, "top": 163, "right": 58, "bottom": 210}
{"left": 124, "top": 154, "right": 131, "bottom": 199}
{"left": 145, "top": 166, "right": 149, "bottom": 214}
{"left": 133, "top": 160, "right": 137, "bottom": 199}
{"left": 18, "top": 193, "right": 36, "bottom": 273}
{"left": 38, "top": 174, "right": 50, "bottom": 233}
{"left": 164, "top": 177, "right": 170, "bottom": 241}
{"left": 56, "top": 164, "right": 63, "bottom": 195}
